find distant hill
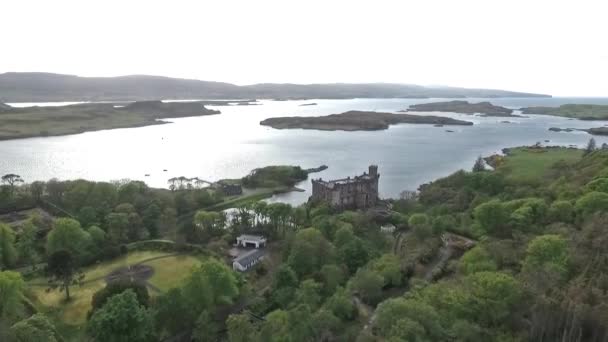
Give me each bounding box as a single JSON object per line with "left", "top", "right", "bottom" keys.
{"left": 0, "top": 72, "right": 551, "bottom": 102}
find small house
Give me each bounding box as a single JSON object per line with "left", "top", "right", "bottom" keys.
{"left": 233, "top": 249, "right": 265, "bottom": 272}
{"left": 236, "top": 234, "right": 267, "bottom": 248}
{"left": 380, "top": 223, "right": 396, "bottom": 233}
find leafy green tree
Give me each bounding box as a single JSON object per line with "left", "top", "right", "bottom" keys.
{"left": 338, "top": 237, "right": 369, "bottom": 274}
{"left": 548, "top": 200, "right": 574, "bottom": 223}
{"left": 449, "top": 319, "right": 485, "bottom": 342}
{"left": 288, "top": 228, "right": 335, "bottom": 277}
{"left": 193, "top": 210, "right": 226, "bottom": 241}
{"left": 389, "top": 317, "right": 427, "bottom": 341}
{"left": 432, "top": 214, "right": 456, "bottom": 234}
{"left": 0, "top": 223, "right": 18, "bottom": 269}
{"left": 87, "top": 225, "right": 106, "bottom": 246}
{"left": 1, "top": 174, "right": 24, "bottom": 195}
{"left": 106, "top": 212, "right": 130, "bottom": 243}
{"left": 272, "top": 265, "right": 298, "bottom": 306}
{"left": 349, "top": 268, "right": 384, "bottom": 304}
{"left": 88, "top": 289, "right": 154, "bottom": 342}
{"left": 320, "top": 264, "right": 345, "bottom": 295}
{"left": 0, "top": 270, "right": 25, "bottom": 319}
{"left": 523, "top": 234, "right": 569, "bottom": 277}
{"left": 585, "top": 177, "right": 608, "bottom": 193}
{"left": 10, "top": 313, "right": 59, "bottom": 342}
{"left": 259, "top": 309, "right": 291, "bottom": 342}
{"left": 311, "top": 309, "right": 341, "bottom": 341}
{"left": 192, "top": 310, "right": 218, "bottom": 342}
{"left": 409, "top": 213, "right": 432, "bottom": 239}
{"left": 193, "top": 258, "right": 239, "bottom": 306}
{"left": 333, "top": 225, "right": 355, "bottom": 248}
{"left": 78, "top": 206, "right": 99, "bottom": 228}
{"left": 473, "top": 200, "right": 509, "bottom": 236}
{"left": 226, "top": 313, "right": 257, "bottom": 342}
{"left": 29, "top": 181, "right": 45, "bottom": 203}
{"left": 374, "top": 297, "right": 444, "bottom": 340}
{"left": 154, "top": 288, "right": 193, "bottom": 336}
{"left": 90, "top": 280, "right": 149, "bottom": 317}
{"left": 295, "top": 279, "right": 322, "bottom": 309}
{"left": 287, "top": 304, "right": 314, "bottom": 341}
{"left": 325, "top": 286, "right": 356, "bottom": 320}
{"left": 575, "top": 191, "right": 608, "bottom": 218}
{"left": 472, "top": 156, "right": 486, "bottom": 172}
{"left": 370, "top": 254, "right": 403, "bottom": 287}
{"left": 46, "top": 250, "right": 84, "bottom": 300}
{"left": 460, "top": 246, "right": 497, "bottom": 274}
{"left": 465, "top": 271, "right": 522, "bottom": 326}
{"left": 16, "top": 220, "right": 39, "bottom": 270}
{"left": 509, "top": 198, "right": 548, "bottom": 231}
{"left": 584, "top": 137, "right": 597, "bottom": 155}
{"left": 142, "top": 203, "right": 161, "bottom": 238}
{"left": 46, "top": 218, "right": 90, "bottom": 261}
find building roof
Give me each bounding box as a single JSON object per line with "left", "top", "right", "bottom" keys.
{"left": 234, "top": 249, "right": 265, "bottom": 266}
{"left": 237, "top": 234, "right": 267, "bottom": 242}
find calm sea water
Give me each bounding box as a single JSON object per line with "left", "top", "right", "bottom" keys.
{"left": 3, "top": 97, "right": 608, "bottom": 205}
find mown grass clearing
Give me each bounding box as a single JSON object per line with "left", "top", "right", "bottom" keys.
{"left": 497, "top": 147, "right": 582, "bottom": 183}
{"left": 28, "top": 251, "right": 204, "bottom": 326}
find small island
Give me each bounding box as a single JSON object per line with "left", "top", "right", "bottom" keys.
{"left": 299, "top": 103, "right": 318, "bottom": 106}
{"left": 548, "top": 126, "right": 608, "bottom": 136}
{"left": 260, "top": 110, "right": 473, "bottom": 131}
{"left": 521, "top": 104, "right": 608, "bottom": 120}
{"left": 585, "top": 127, "right": 608, "bottom": 135}
{"left": 0, "top": 101, "right": 220, "bottom": 140}
{"left": 406, "top": 100, "right": 518, "bottom": 117}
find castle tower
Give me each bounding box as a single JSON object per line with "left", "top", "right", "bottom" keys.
{"left": 368, "top": 165, "right": 378, "bottom": 177}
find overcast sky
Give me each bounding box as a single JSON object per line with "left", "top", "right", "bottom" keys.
{"left": 2, "top": 0, "right": 607, "bottom": 96}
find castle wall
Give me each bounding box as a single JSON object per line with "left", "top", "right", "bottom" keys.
{"left": 310, "top": 166, "right": 379, "bottom": 210}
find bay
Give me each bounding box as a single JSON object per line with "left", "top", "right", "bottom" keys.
{"left": 2, "top": 97, "right": 608, "bottom": 205}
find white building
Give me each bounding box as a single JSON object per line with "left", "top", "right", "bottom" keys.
{"left": 232, "top": 249, "right": 265, "bottom": 272}
{"left": 236, "top": 234, "right": 267, "bottom": 248}
{"left": 380, "top": 224, "right": 396, "bottom": 233}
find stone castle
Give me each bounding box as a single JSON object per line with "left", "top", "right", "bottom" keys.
{"left": 310, "top": 165, "right": 379, "bottom": 210}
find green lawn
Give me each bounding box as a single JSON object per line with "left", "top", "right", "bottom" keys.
{"left": 27, "top": 251, "right": 204, "bottom": 327}
{"left": 146, "top": 254, "right": 204, "bottom": 291}
{"left": 497, "top": 147, "right": 583, "bottom": 183}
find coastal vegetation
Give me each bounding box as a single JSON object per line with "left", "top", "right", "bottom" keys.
{"left": 521, "top": 104, "right": 608, "bottom": 119}
{"left": 407, "top": 100, "right": 517, "bottom": 116}
{"left": 260, "top": 110, "right": 473, "bottom": 131}
{"left": 3, "top": 141, "right": 608, "bottom": 341}
{"left": 0, "top": 101, "right": 220, "bottom": 140}
{"left": 242, "top": 166, "right": 309, "bottom": 188}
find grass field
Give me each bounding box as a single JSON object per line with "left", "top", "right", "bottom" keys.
{"left": 497, "top": 147, "right": 583, "bottom": 182}
{"left": 28, "top": 251, "right": 204, "bottom": 326}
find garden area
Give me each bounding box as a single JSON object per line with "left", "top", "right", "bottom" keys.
{"left": 27, "top": 250, "right": 205, "bottom": 326}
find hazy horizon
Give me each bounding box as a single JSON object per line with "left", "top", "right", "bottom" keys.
{"left": 3, "top": 0, "right": 607, "bottom": 97}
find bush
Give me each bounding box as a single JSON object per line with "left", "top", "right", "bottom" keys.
{"left": 89, "top": 280, "right": 150, "bottom": 318}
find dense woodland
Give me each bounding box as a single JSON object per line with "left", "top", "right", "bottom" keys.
{"left": 2, "top": 141, "right": 608, "bottom": 341}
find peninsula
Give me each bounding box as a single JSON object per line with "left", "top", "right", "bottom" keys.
{"left": 0, "top": 101, "right": 220, "bottom": 140}
{"left": 406, "top": 100, "right": 518, "bottom": 117}
{"left": 521, "top": 104, "right": 608, "bottom": 120}
{"left": 260, "top": 110, "right": 473, "bottom": 131}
